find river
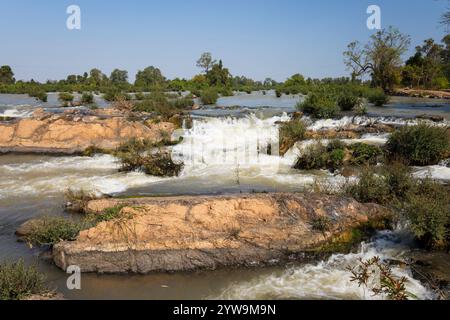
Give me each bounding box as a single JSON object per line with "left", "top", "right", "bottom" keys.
{"left": 0, "top": 91, "right": 449, "bottom": 300}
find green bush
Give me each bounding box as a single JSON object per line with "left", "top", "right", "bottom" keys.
{"left": 381, "top": 163, "right": 415, "bottom": 201}
{"left": 200, "top": 88, "right": 219, "bottom": 105}
{"left": 133, "top": 92, "right": 184, "bottom": 119}
{"left": 386, "top": 124, "right": 449, "bottom": 165}
{"left": 134, "top": 92, "right": 146, "bottom": 100}
{"left": 295, "top": 142, "right": 328, "bottom": 170}
{"left": 279, "top": 119, "right": 306, "bottom": 154}
{"left": 403, "top": 178, "right": 450, "bottom": 249}
{"left": 350, "top": 143, "right": 383, "bottom": 165}
{"left": 368, "top": 90, "right": 390, "bottom": 106}
{"left": 23, "top": 216, "right": 84, "bottom": 246}
{"left": 58, "top": 92, "right": 74, "bottom": 106}
{"left": 81, "top": 92, "right": 94, "bottom": 104}
{"left": 337, "top": 92, "right": 358, "bottom": 111}
{"left": 0, "top": 260, "right": 48, "bottom": 300}
{"left": 297, "top": 92, "right": 338, "bottom": 118}
{"left": 116, "top": 138, "right": 184, "bottom": 177}
{"left": 345, "top": 167, "right": 390, "bottom": 204}
{"left": 294, "top": 140, "right": 345, "bottom": 171}
{"left": 29, "top": 91, "right": 47, "bottom": 102}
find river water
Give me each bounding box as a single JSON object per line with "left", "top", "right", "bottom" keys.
{"left": 0, "top": 92, "right": 449, "bottom": 300}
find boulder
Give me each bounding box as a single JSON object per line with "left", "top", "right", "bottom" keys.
{"left": 0, "top": 109, "right": 175, "bottom": 154}
{"left": 52, "top": 193, "right": 391, "bottom": 274}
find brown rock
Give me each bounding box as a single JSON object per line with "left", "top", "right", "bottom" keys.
{"left": 53, "top": 193, "right": 391, "bottom": 274}
{"left": 0, "top": 109, "right": 175, "bottom": 154}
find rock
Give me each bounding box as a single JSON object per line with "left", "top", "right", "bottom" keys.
{"left": 52, "top": 193, "right": 391, "bottom": 274}
{"left": 15, "top": 219, "right": 46, "bottom": 238}
{"left": 394, "top": 88, "right": 450, "bottom": 100}
{"left": 23, "top": 292, "right": 64, "bottom": 300}
{"left": 0, "top": 109, "right": 175, "bottom": 154}
{"left": 417, "top": 114, "right": 445, "bottom": 123}
{"left": 408, "top": 251, "right": 450, "bottom": 300}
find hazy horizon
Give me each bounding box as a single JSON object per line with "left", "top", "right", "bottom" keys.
{"left": 0, "top": 0, "right": 448, "bottom": 82}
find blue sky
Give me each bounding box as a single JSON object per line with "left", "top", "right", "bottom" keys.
{"left": 0, "top": 0, "right": 448, "bottom": 82}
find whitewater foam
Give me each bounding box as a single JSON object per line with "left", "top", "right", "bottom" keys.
{"left": 216, "top": 230, "right": 433, "bottom": 300}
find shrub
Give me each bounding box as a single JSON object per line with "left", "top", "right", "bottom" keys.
{"left": 115, "top": 139, "right": 184, "bottom": 177}
{"left": 275, "top": 89, "right": 282, "bottom": 98}
{"left": 349, "top": 256, "right": 415, "bottom": 300}
{"left": 279, "top": 119, "right": 306, "bottom": 155}
{"left": 29, "top": 91, "right": 47, "bottom": 102}
{"left": 368, "top": 90, "right": 390, "bottom": 106}
{"left": 297, "top": 92, "right": 338, "bottom": 118}
{"left": 386, "top": 124, "right": 449, "bottom": 166}
{"left": 294, "top": 140, "right": 345, "bottom": 171}
{"left": 295, "top": 142, "right": 328, "bottom": 170}
{"left": 345, "top": 167, "right": 390, "bottom": 204}
{"left": 337, "top": 92, "right": 358, "bottom": 111}
{"left": 381, "top": 163, "right": 415, "bottom": 201}
{"left": 133, "top": 92, "right": 184, "bottom": 119}
{"left": 350, "top": 143, "right": 383, "bottom": 165}
{"left": 311, "top": 216, "right": 332, "bottom": 233}
{"left": 81, "top": 92, "right": 94, "bottom": 104}
{"left": 134, "top": 92, "right": 146, "bottom": 100}
{"left": 219, "top": 87, "right": 234, "bottom": 97}
{"left": 58, "top": 92, "right": 74, "bottom": 106}
{"left": 23, "top": 216, "right": 84, "bottom": 246}
{"left": 403, "top": 178, "right": 450, "bottom": 249}
{"left": 200, "top": 88, "right": 219, "bottom": 105}
{"left": 0, "top": 260, "right": 48, "bottom": 300}
{"left": 103, "top": 90, "right": 131, "bottom": 102}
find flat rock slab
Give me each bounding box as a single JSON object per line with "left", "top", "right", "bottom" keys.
{"left": 53, "top": 193, "right": 391, "bottom": 274}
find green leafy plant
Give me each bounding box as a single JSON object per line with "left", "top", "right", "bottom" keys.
{"left": 349, "top": 256, "right": 416, "bottom": 300}
{"left": 297, "top": 92, "right": 338, "bottom": 118}
{"left": 386, "top": 124, "right": 449, "bottom": 166}
{"left": 0, "top": 259, "right": 49, "bottom": 300}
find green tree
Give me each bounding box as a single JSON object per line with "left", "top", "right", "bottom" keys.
{"left": 403, "top": 39, "right": 444, "bottom": 88}
{"left": 135, "top": 66, "right": 166, "bottom": 88}
{"left": 88, "top": 68, "right": 107, "bottom": 86}
{"left": 110, "top": 69, "right": 128, "bottom": 85}
{"left": 344, "top": 27, "right": 410, "bottom": 92}
{"left": 284, "top": 74, "right": 306, "bottom": 87}
{"left": 206, "top": 60, "right": 231, "bottom": 87}
{"left": 0, "top": 65, "right": 15, "bottom": 84}
{"left": 196, "top": 52, "right": 216, "bottom": 74}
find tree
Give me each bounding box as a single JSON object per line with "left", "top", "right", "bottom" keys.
{"left": 89, "top": 68, "right": 107, "bottom": 86}
{"left": 205, "top": 60, "right": 231, "bottom": 87}
{"left": 0, "top": 65, "right": 15, "bottom": 84}
{"left": 402, "top": 38, "right": 446, "bottom": 88}
{"left": 134, "top": 66, "right": 166, "bottom": 87}
{"left": 196, "top": 52, "right": 216, "bottom": 74}
{"left": 284, "top": 74, "right": 306, "bottom": 87}
{"left": 110, "top": 69, "right": 128, "bottom": 85}
{"left": 344, "top": 27, "right": 410, "bottom": 92}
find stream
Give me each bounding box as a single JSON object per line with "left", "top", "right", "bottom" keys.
{"left": 0, "top": 92, "right": 449, "bottom": 300}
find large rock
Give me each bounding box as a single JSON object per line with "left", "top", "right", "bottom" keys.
{"left": 53, "top": 193, "right": 391, "bottom": 274}
{"left": 0, "top": 109, "right": 175, "bottom": 154}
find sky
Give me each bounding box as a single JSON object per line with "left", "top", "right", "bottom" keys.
{"left": 0, "top": 0, "right": 448, "bottom": 82}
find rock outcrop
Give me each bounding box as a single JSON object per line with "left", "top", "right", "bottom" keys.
{"left": 0, "top": 109, "right": 175, "bottom": 154}
{"left": 394, "top": 88, "right": 450, "bottom": 100}
{"left": 53, "top": 193, "right": 391, "bottom": 274}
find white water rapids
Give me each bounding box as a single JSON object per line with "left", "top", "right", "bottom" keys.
{"left": 1, "top": 114, "right": 448, "bottom": 299}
